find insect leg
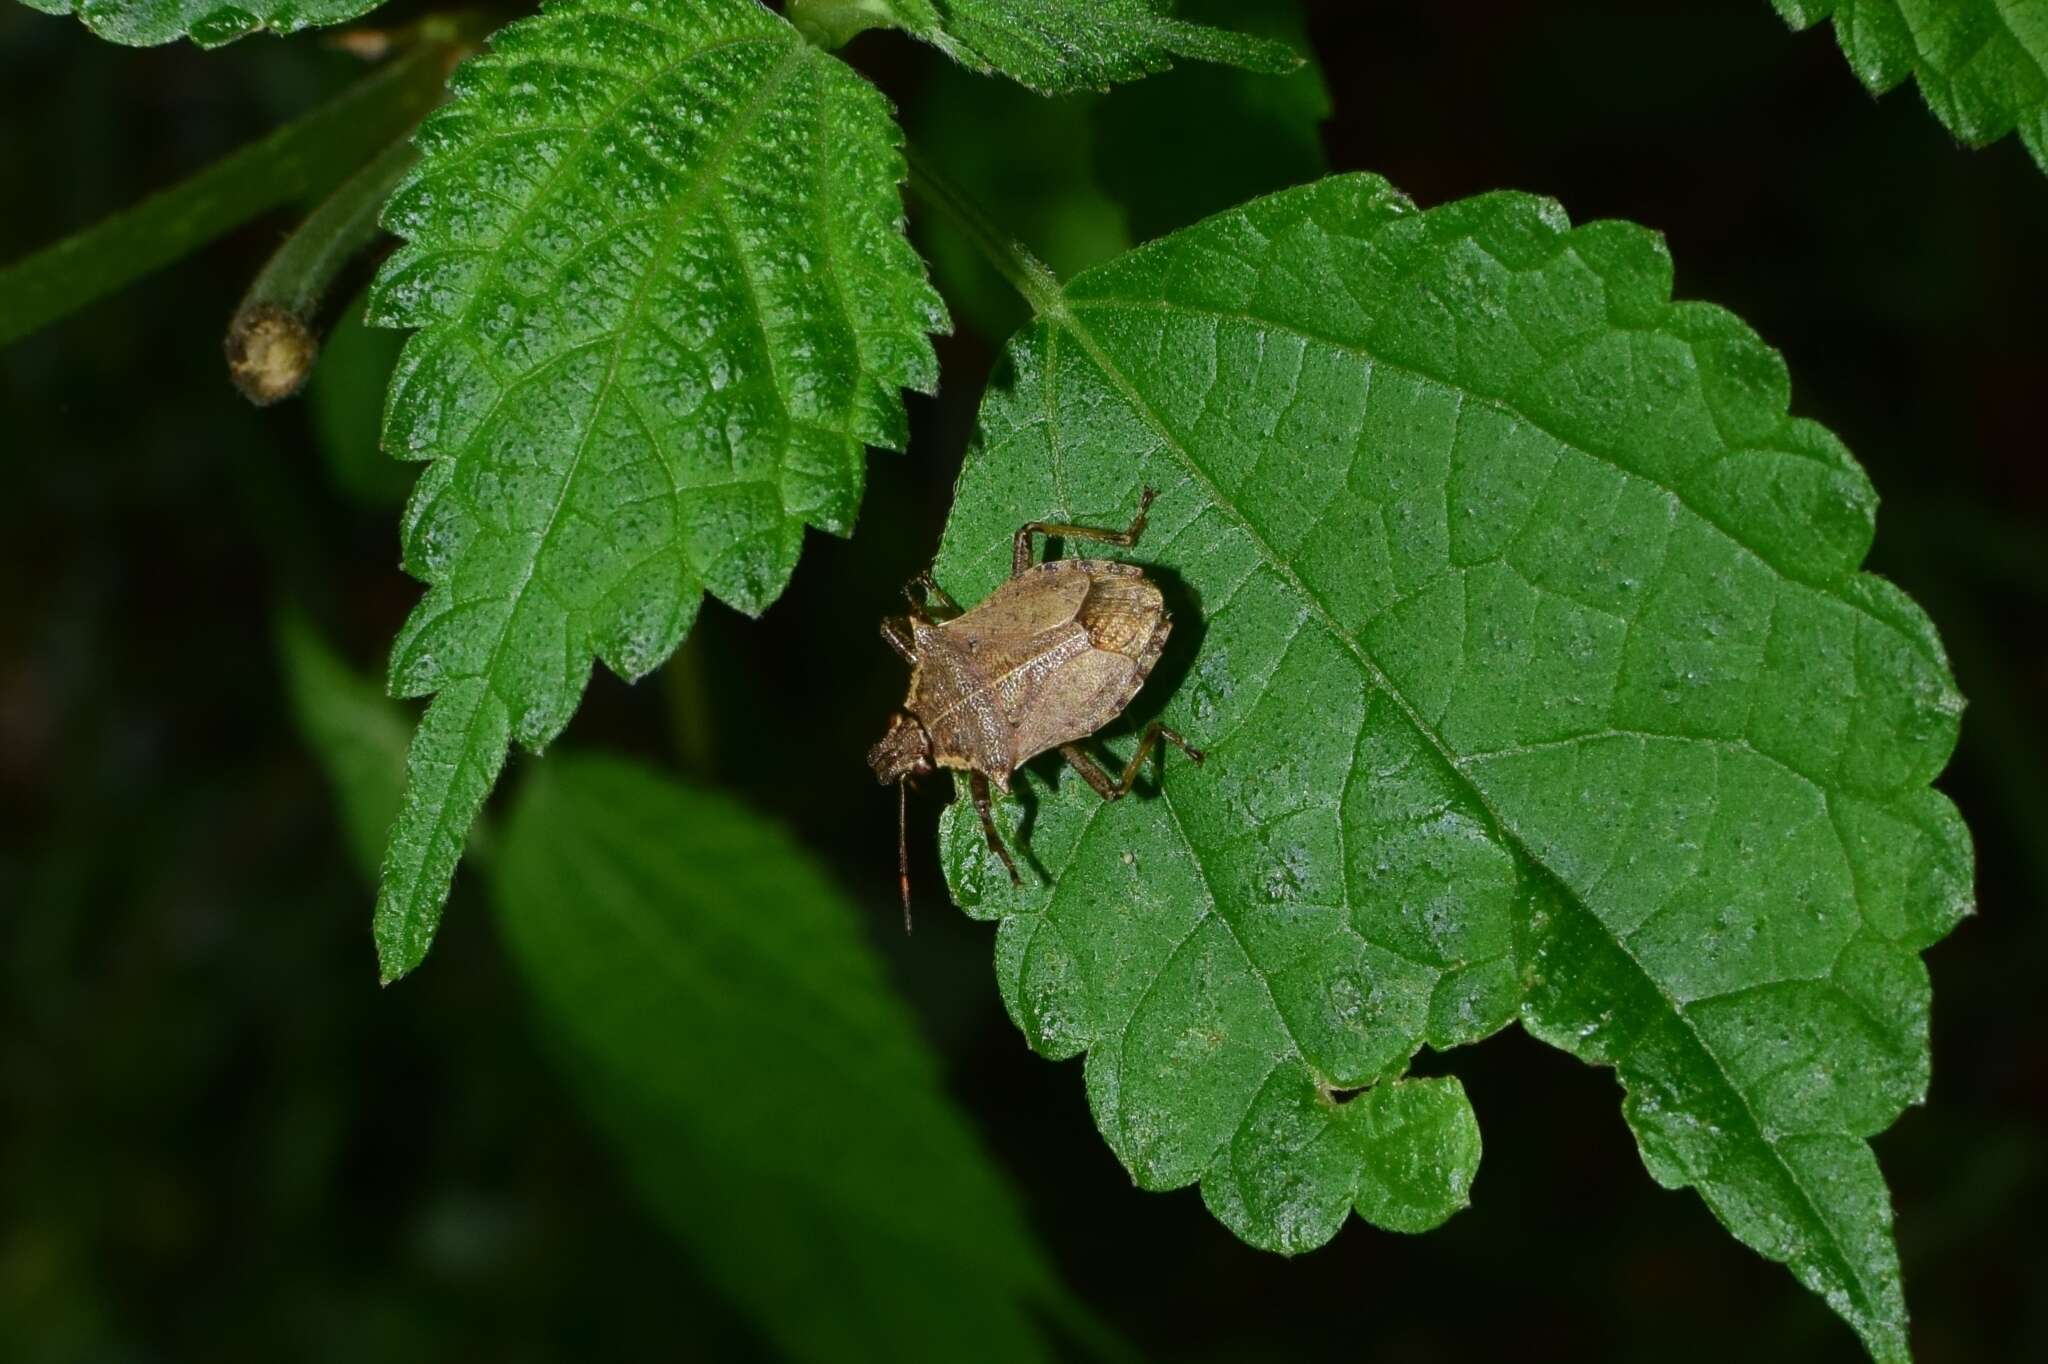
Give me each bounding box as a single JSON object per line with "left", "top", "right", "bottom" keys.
{"left": 1012, "top": 486, "right": 1158, "bottom": 577}
{"left": 969, "top": 771, "right": 1023, "bottom": 887}
{"left": 1057, "top": 743, "right": 1123, "bottom": 801}
{"left": 880, "top": 616, "right": 917, "bottom": 663}
{"left": 898, "top": 778, "right": 913, "bottom": 934}
{"left": 1060, "top": 723, "right": 1204, "bottom": 802}
{"left": 904, "top": 570, "right": 962, "bottom": 620}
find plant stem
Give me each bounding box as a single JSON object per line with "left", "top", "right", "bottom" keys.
{"left": 224, "top": 134, "right": 420, "bottom": 405}
{"left": 0, "top": 21, "right": 472, "bottom": 349}
{"left": 903, "top": 145, "right": 1067, "bottom": 320}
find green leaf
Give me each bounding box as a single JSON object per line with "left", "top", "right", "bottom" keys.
{"left": 19, "top": 0, "right": 385, "bottom": 48}
{"left": 935, "top": 174, "right": 1971, "bottom": 1361}
{"left": 496, "top": 755, "right": 1067, "bottom": 1364}
{"left": 1774, "top": 0, "right": 2048, "bottom": 175}
{"left": 850, "top": 0, "right": 1302, "bottom": 94}
{"left": 277, "top": 615, "right": 410, "bottom": 881}
{"left": 367, "top": 0, "right": 944, "bottom": 982}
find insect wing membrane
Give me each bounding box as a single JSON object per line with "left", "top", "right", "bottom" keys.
{"left": 1000, "top": 565, "right": 1168, "bottom": 766}
{"left": 1005, "top": 647, "right": 1147, "bottom": 765}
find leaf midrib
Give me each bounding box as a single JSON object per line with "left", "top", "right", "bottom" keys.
{"left": 1041, "top": 301, "right": 1895, "bottom": 1341}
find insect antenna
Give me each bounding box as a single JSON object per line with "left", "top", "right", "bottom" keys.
{"left": 898, "top": 777, "right": 913, "bottom": 934}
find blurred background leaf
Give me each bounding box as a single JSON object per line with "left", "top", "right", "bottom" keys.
{"left": 495, "top": 754, "right": 1085, "bottom": 1364}
{"left": 281, "top": 619, "right": 1098, "bottom": 1360}
{"left": 278, "top": 612, "right": 409, "bottom": 876}
{"left": 307, "top": 290, "right": 412, "bottom": 510}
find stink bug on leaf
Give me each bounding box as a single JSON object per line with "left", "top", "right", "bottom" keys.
{"left": 869, "top": 488, "right": 1204, "bottom": 928}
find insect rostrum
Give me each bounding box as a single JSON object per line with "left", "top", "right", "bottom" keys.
{"left": 870, "top": 488, "right": 1205, "bottom": 926}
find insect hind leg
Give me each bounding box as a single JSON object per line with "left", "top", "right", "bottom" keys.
{"left": 904, "top": 570, "right": 962, "bottom": 620}
{"left": 970, "top": 771, "right": 1023, "bottom": 887}
{"left": 1012, "top": 486, "right": 1158, "bottom": 577}
{"left": 1060, "top": 722, "right": 1204, "bottom": 802}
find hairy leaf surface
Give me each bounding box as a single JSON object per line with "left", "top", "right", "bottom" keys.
{"left": 498, "top": 756, "right": 1064, "bottom": 1364}
{"left": 18, "top": 0, "right": 384, "bottom": 47}
{"left": 1775, "top": 0, "right": 2048, "bottom": 174}
{"left": 937, "top": 175, "right": 1970, "bottom": 1360}
{"left": 367, "top": 0, "right": 943, "bottom": 980}
{"left": 865, "top": 0, "right": 1299, "bottom": 93}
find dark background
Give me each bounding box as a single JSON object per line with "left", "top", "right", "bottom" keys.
{"left": 3, "top": 2, "right": 2042, "bottom": 1360}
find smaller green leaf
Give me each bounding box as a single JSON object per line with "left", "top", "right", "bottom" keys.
{"left": 19, "top": 0, "right": 386, "bottom": 48}
{"left": 496, "top": 755, "right": 1070, "bottom": 1364}
{"left": 277, "top": 615, "right": 410, "bottom": 881}
{"left": 1774, "top": 0, "right": 2048, "bottom": 175}
{"left": 367, "top": 0, "right": 945, "bottom": 982}
{"left": 855, "top": 0, "right": 1302, "bottom": 94}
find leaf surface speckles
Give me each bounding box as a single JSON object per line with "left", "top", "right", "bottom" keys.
{"left": 1775, "top": 0, "right": 2048, "bottom": 174}
{"left": 367, "top": 0, "right": 944, "bottom": 981}
{"left": 938, "top": 175, "right": 1971, "bottom": 1361}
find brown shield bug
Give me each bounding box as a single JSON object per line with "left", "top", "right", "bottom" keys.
{"left": 869, "top": 487, "right": 1204, "bottom": 927}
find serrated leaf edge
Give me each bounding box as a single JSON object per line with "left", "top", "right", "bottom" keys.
{"left": 954, "top": 173, "right": 1961, "bottom": 1359}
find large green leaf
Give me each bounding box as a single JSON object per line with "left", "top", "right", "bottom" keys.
{"left": 936, "top": 175, "right": 1971, "bottom": 1361}
{"left": 366, "top": 0, "right": 944, "bottom": 981}
{"left": 1775, "top": 0, "right": 2048, "bottom": 174}
{"left": 497, "top": 756, "right": 1066, "bottom": 1364}
{"left": 18, "top": 0, "right": 384, "bottom": 47}
{"left": 808, "top": 0, "right": 1298, "bottom": 93}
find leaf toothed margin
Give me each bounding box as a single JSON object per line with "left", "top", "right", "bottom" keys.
{"left": 1775, "top": 0, "right": 2048, "bottom": 174}
{"left": 939, "top": 174, "right": 1971, "bottom": 1361}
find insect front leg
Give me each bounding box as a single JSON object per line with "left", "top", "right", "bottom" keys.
{"left": 880, "top": 616, "right": 917, "bottom": 664}
{"left": 969, "top": 771, "right": 1023, "bottom": 887}
{"left": 1059, "top": 722, "right": 1204, "bottom": 802}
{"left": 904, "top": 570, "right": 962, "bottom": 621}
{"left": 1012, "top": 486, "right": 1158, "bottom": 577}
